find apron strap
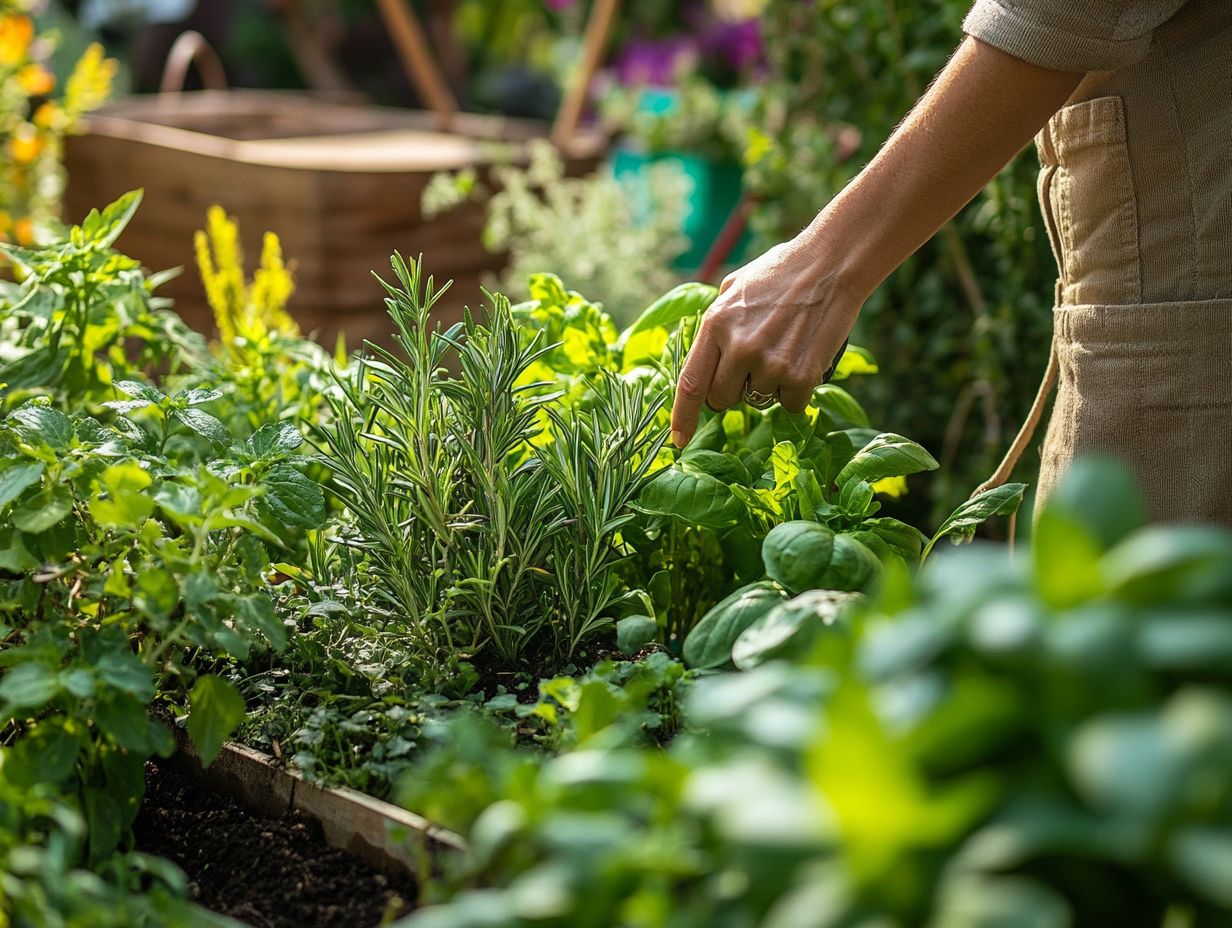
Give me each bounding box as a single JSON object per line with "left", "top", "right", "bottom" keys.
{"left": 971, "top": 333, "right": 1059, "bottom": 498}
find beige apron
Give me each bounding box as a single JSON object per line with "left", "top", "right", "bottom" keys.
{"left": 967, "top": 0, "right": 1232, "bottom": 525}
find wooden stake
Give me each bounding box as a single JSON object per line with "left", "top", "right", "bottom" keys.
{"left": 376, "top": 0, "right": 459, "bottom": 131}
{"left": 551, "top": 0, "right": 620, "bottom": 150}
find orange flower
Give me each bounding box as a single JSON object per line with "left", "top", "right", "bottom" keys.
{"left": 0, "top": 15, "right": 33, "bottom": 67}
{"left": 32, "top": 100, "right": 58, "bottom": 128}
{"left": 14, "top": 216, "right": 34, "bottom": 245}
{"left": 18, "top": 63, "right": 53, "bottom": 96}
{"left": 10, "top": 131, "right": 44, "bottom": 164}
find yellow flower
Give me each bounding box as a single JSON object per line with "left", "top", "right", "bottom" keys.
{"left": 743, "top": 127, "right": 773, "bottom": 168}
{"left": 0, "top": 15, "right": 33, "bottom": 68}
{"left": 32, "top": 100, "right": 58, "bottom": 129}
{"left": 251, "top": 231, "right": 298, "bottom": 336}
{"left": 9, "top": 130, "right": 43, "bottom": 164}
{"left": 196, "top": 207, "right": 299, "bottom": 349}
{"left": 0, "top": 210, "right": 12, "bottom": 237}
{"left": 18, "top": 63, "right": 53, "bottom": 96}
{"left": 14, "top": 216, "right": 34, "bottom": 245}
{"left": 63, "top": 43, "right": 115, "bottom": 121}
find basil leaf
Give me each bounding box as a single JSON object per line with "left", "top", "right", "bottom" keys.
{"left": 112, "top": 379, "right": 165, "bottom": 403}
{"left": 680, "top": 450, "right": 750, "bottom": 486}
{"left": 619, "top": 281, "right": 718, "bottom": 346}
{"left": 8, "top": 403, "right": 72, "bottom": 450}
{"left": 683, "top": 581, "right": 789, "bottom": 670}
{"left": 12, "top": 485, "right": 73, "bottom": 534}
{"left": 247, "top": 421, "right": 304, "bottom": 459}
{"left": 813, "top": 384, "right": 871, "bottom": 429}
{"left": 924, "top": 483, "right": 1027, "bottom": 560}
{"left": 633, "top": 467, "right": 744, "bottom": 530}
{"left": 836, "top": 433, "right": 938, "bottom": 487}
{"left": 172, "top": 408, "right": 231, "bottom": 447}
{"left": 0, "top": 461, "right": 45, "bottom": 508}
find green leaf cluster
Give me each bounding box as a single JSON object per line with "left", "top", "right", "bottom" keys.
{"left": 391, "top": 461, "right": 1232, "bottom": 927}
{"left": 0, "top": 194, "right": 329, "bottom": 900}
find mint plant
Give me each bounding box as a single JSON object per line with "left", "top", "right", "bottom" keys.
{"left": 0, "top": 194, "right": 327, "bottom": 882}
{"left": 0, "top": 190, "right": 205, "bottom": 406}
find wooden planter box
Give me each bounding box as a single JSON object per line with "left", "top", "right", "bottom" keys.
{"left": 169, "top": 731, "right": 465, "bottom": 877}
{"left": 65, "top": 90, "right": 605, "bottom": 347}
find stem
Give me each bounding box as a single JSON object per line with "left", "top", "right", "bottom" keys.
{"left": 144, "top": 614, "right": 193, "bottom": 668}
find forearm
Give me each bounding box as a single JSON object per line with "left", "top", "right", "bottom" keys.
{"left": 801, "top": 36, "right": 1083, "bottom": 299}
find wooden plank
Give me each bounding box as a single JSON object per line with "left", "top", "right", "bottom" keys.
{"left": 168, "top": 732, "right": 466, "bottom": 879}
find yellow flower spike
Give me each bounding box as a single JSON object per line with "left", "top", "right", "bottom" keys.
{"left": 18, "top": 63, "right": 53, "bottom": 96}
{"left": 253, "top": 231, "right": 298, "bottom": 336}
{"left": 195, "top": 227, "right": 236, "bottom": 346}
{"left": 0, "top": 15, "right": 33, "bottom": 68}
{"left": 63, "top": 43, "right": 115, "bottom": 122}
{"left": 196, "top": 206, "right": 300, "bottom": 352}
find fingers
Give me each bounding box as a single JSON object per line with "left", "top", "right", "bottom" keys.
{"left": 778, "top": 381, "right": 815, "bottom": 414}
{"left": 708, "top": 352, "right": 751, "bottom": 412}
{"left": 671, "top": 328, "right": 721, "bottom": 448}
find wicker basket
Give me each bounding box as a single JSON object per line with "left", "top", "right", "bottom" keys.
{"left": 65, "top": 88, "right": 604, "bottom": 347}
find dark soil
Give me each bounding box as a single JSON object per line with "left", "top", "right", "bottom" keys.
{"left": 134, "top": 762, "right": 416, "bottom": 928}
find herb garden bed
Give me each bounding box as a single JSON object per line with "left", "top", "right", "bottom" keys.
{"left": 5, "top": 188, "right": 1232, "bottom": 928}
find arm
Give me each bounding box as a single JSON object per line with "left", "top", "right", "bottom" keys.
{"left": 670, "top": 36, "right": 1084, "bottom": 447}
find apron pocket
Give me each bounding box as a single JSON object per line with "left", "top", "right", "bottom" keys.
{"left": 1040, "top": 300, "right": 1232, "bottom": 525}
{"left": 1042, "top": 96, "right": 1143, "bottom": 307}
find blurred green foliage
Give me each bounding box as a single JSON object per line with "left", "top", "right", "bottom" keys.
{"left": 392, "top": 458, "right": 1232, "bottom": 927}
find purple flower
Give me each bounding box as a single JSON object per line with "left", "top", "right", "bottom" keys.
{"left": 613, "top": 37, "right": 699, "bottom": 87}
{"left": 699, "top": 18, "right": 764, "bottom": 75}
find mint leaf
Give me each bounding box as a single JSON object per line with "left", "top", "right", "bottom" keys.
{"left": 186, "top": 675, "right": 246, "bottom": 768}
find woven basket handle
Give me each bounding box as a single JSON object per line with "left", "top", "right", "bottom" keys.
{"left": 160, "top": 31, "right": 229, "bottom": 95}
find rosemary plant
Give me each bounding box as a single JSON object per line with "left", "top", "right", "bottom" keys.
{"left": 320, "top": 255, "right": 667, "bottom": 677}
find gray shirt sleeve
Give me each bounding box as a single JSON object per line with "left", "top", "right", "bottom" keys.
{"left": 963, "top": 0, "right": 1190, "bottom": 71}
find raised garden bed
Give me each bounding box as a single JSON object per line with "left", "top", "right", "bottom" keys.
{"left": 135, "top": 734, "right": 464, "bottom": 927}
{"left": 136, "top": 761, "right": 413, "bottom": 928}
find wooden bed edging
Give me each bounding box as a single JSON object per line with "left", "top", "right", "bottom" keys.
{"left": 167, "top": 732, "right": 466, "bottom": 878}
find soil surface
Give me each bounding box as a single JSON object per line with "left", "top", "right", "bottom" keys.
{"left": 135, "top": 762, "right": 416, "bottom": 928}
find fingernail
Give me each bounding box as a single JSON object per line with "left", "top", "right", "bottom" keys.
{"left": 671, "top": 430, "right": 686, "bottom": 448}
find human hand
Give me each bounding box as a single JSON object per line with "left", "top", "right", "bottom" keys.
{"left": 670, "top": 236, "right": 862, "bottom": 448}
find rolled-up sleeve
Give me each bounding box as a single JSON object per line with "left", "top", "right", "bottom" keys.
{"left": 963, "top": 0, "right": 1191, "bottom": 72}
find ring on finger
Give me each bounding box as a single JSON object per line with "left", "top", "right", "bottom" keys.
{"left": 742, "top": 379, "right": 779, "bottom": 410}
